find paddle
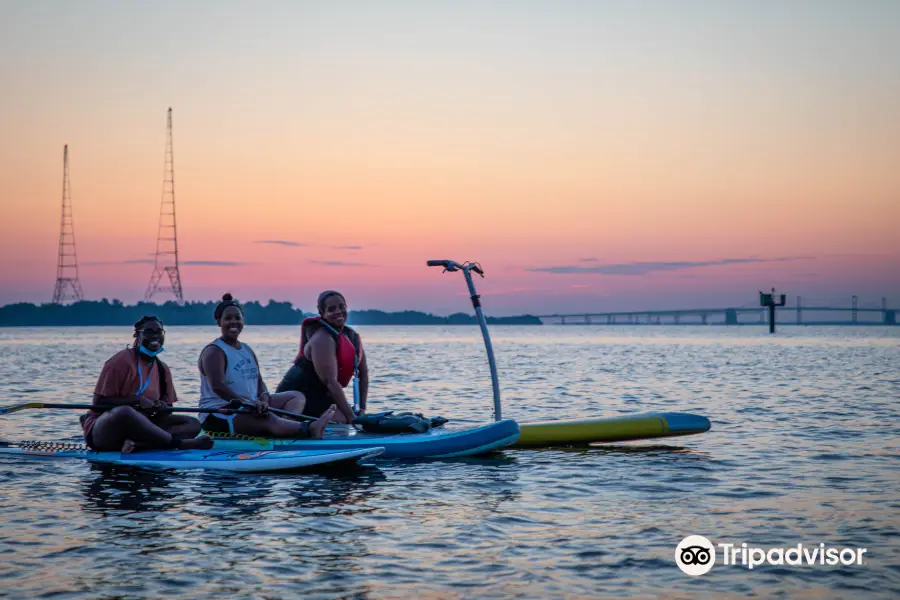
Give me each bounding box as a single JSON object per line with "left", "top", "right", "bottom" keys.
{"left": 0, "top": 401, "right": 315, "bottom": 422}
{"left": 0, "top": 402, "right": 239, "bottom": 416}
{"left": 238, "top": 400, "right": 316, "bottom": 422}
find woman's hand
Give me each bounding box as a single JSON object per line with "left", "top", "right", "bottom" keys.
{"left": 245, "top": 398, "right": 269, "bottom": 415}
{"left": 136, "top": 397, "right": 169, "bottom": 414}
{"left": 137, "top": 397, "right": 156, "bottom": 412}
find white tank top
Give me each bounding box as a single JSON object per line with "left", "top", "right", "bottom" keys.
{"left": 199, "top": 338, "right": 260, "bottom": 420}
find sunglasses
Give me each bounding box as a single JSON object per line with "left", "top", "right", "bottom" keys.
{"left": 140, "top": 328, "right": 166, "bottom": 336}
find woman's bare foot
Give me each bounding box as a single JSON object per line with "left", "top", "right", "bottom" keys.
{"left": 308, "top": 405, "right": 336, "bottom": 439}
{"left": 330, "top": 410, "right": 352, "bottom": 425}
{"left": 180, "top": 435, "right": 214, "bottom": 450}
{"left": 121, "top": 439, "right": 136, "bottom": 454}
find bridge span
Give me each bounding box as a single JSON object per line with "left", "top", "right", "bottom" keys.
{"left": 535, "top": 301, "right": 897, "bottom": 326}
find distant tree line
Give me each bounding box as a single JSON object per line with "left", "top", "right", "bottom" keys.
{"left": 0, "top": 299, "right": 542, "bottom": 327}
{"left": 346, "top": 309, "right": 541, "bottom": 326}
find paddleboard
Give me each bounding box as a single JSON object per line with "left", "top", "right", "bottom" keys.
{"left": 205, "top": 419, "right": 521, "bottom": 459}
{"left": 515, "top": 412, "right": 711, "bottom": 447}
{"left": 0, "top": 442, "right": 384, "bottom": 472}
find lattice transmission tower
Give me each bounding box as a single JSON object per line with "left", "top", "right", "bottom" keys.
{"left": 52, "top": 144, "right": 85, "bottom": 304}
{"left": 144, "top": 107, "right": 184, "bottom": 303}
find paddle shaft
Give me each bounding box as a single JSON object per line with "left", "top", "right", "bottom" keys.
{"left": 24, "top": 403, "right": 231, "bottom": 413}
{"left": 244, "top": 401, "right": 316, "bottom": 422}
{"left": 0, "top": 402, "right": 315, "bottom": 422}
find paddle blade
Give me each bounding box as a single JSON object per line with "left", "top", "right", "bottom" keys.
{"left": 0, "top": 403, "right": 45, "bottom": 415}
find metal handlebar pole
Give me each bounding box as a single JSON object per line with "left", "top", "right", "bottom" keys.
{"left": 427, "top": 260, "right": 502, "bottom": 422}
{"left": 462, "top": 267, "right": 502, "bottom": 422}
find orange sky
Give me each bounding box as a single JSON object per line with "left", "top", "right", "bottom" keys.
{"left": 1, "top": 2, "right": 898, "bottom": 315}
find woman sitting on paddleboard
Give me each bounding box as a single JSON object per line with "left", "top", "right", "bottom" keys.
{"left": 198, "top": 293, "right": 336, "bottom": 437}
{"left": 81, "top": 316, "right": 213, "bottom": 452}
{"left": 275, "top": 290, "right": 368, "bottom": 424}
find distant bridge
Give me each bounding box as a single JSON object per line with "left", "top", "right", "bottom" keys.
{"left": 536, "top": 299, "right": 898, "bottom": 326}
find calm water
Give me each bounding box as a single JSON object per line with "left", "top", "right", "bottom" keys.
{"left": 0, "top": 325, "right": 898, "bottom": 599}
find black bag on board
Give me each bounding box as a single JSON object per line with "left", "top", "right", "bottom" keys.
{"left": 353, "top": 411, "right": 449, "bottom": 434}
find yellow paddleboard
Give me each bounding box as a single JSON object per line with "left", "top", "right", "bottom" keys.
{"left": 515, "top": 412, "right": 710, "bottom": 447}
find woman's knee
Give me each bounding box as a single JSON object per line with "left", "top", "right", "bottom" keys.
{"left": 284, "top": 391, "right": 305, "bottom": 409}
{"left": 106, "top": 405, "right": 141, "bottom": 423}
{"left": 91, "top": 406, "right": 139, "bottom": 448}
{"left": 172, "top": 414, "right": 201, "bottom": 427}
{"left": 269, "top": 391, "right": 305, "bottom": 411}
{"left": 179, "top": 418, "right": 202, "bottom": 436}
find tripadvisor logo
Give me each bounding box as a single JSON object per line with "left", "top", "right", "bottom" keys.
{"left": 675, "top": 536, "right": 868, "bottom": 575}
{"left": 676, "top": 535, "right": 715, "bottom": 576}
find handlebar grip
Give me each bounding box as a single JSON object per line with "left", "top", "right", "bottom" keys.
{"left": 427, "top": 260, "right": 452, "bottom": 268}
{"left": 472, "top": 264, "right": 484, "bottom": 275}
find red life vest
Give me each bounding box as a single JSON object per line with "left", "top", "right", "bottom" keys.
{"left": 297, "top": 317, "right": 360, "bottom": 387}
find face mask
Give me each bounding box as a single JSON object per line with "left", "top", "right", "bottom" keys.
{"left": 138, "top": 344, "right": 165, "bottom": 358}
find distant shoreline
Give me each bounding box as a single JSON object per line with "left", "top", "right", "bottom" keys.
{"left": 1, "top": 322, "right": 894, "bottom": 329}
{"left": 1, "top": 300, "right": 893, "bottom": 328}
{"left": 0, "top": 300, "right": 542, "bottom": 327}
{"left": 0, "top": 299, "right": 896, "bottom": 328}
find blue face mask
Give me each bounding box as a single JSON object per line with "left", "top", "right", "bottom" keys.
{"left": 138, "top": 345, "right": 165, "bottom": 358}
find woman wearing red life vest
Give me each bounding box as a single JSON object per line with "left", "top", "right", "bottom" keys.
{"left": 276, "top": 290, "right": 368, "bottom": 424}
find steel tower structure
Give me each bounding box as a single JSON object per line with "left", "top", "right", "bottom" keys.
{"left": 52, "top": 144, "right": 85, "bottom": 304}
{"left": 144, "top": 107, "right": 184, "bottom": 303}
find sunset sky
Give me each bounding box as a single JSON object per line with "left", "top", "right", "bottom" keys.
{"left": 1, "top": 1, "right": 898, "bottom": 316}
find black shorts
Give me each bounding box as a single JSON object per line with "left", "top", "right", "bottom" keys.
{"left": 201, "top": 414, "right": 234, "bottom": 433}
{"left": 276, "top": 359, "right": 334, "bottom": 418}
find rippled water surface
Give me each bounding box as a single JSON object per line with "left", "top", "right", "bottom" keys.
{"left": 0, "top": 325, "right": 898, "bottom": 599}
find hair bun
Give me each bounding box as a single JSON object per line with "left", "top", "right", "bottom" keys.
{"left": 214, "top": 293, "right": 242, "bottom": 322}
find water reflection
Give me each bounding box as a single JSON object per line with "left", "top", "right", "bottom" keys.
{"left": 445, "top": 454, "right": 523, "bottom": 515}
{"left": 81, "top": 464, "right": 180, "bottom": 515}
{"left": 81, "top": 463, "right": 388, "bottom": 516}
{"left": 77, "top": 463, "right": 393, "bottom": 598}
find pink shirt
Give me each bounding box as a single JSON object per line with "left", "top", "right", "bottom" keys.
{"left": 82, "top": 348, "right": 178, "bottom": 436}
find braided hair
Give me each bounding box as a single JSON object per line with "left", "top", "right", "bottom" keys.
{"left": 132, "top": 315, "right": 163, "bottom": 349}
{"left": 214, "top": 293, "right": 242, "bottom": 323}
